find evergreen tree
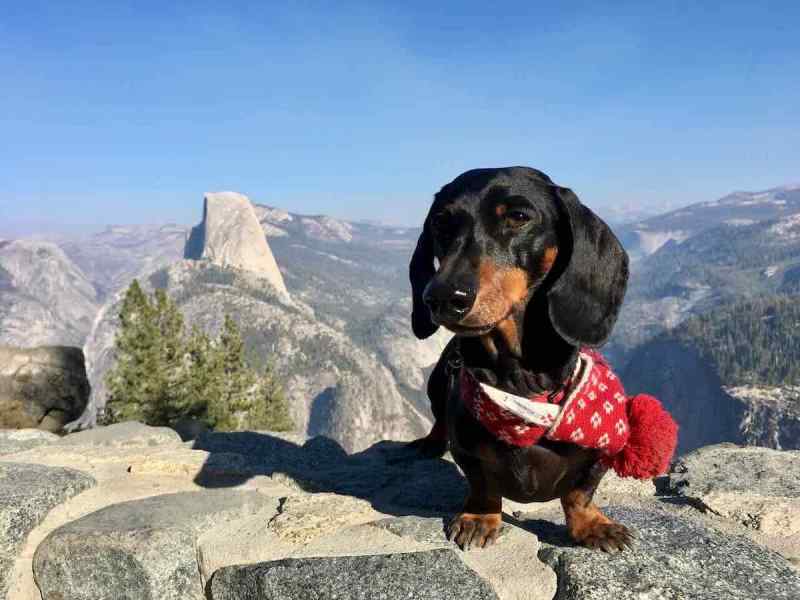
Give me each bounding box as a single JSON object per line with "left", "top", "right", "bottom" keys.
{"left": 182, "top": 326, "right": 223, "bottom": 421}
{"left": 209, "top": 315, "right": 259, "bottom": 430}
{"left": 106, "top": 280, "right": 162, "bottom": 422}
{"left": 672, "top": 294, "right": 800, "bottom": 386}
{"left": 141, "top": 288, "right": 186, "bottom": 425}
{"left": 253, "top": 361, "right": 294, "bottom": 431}
{"left": 106, "top": 281, "right": 293, "bottom": 432}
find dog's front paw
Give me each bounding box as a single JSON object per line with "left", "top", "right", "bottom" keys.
{"left": 447, "top": 513, "right": 502, "bottom": 550}
{"left": 572, "top": 518, "right": 633, "bottom": 552}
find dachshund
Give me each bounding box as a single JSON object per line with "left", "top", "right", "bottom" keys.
{"left": 409, "top": 166, "right": 634, "bottom": 552}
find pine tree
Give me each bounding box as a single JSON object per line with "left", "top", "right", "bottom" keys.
{"left": 208, "top": 315, "right": 258, "bottom": 430}
{"left": 182, "top": 326, "right": 223, "bottom": 421}
{"left": 253, "top": 361, "right": 294, "bottom": 431}
{"left": 142, "top": 288, "right": 186, "bottom": 425}
{"left": 106, "top": 281, "right": 293, "bottom": 432}
{"left": 106, "top": 280, "right": 162, "bottom": 423}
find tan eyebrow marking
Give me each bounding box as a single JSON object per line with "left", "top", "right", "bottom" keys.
{"left": 541, "top": 246, "right": 559, "bottom": 274}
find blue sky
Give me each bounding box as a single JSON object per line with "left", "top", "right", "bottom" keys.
{"left": 1, "top": 1, "right": 799, "bottom": 234}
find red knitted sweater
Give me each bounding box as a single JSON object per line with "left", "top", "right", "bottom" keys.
{"left": 460, "top": 350, "right": 678, "bottom": 479}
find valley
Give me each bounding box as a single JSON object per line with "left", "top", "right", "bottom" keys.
{"left": 3, "top": 183, "right": 800, "bottom": 453}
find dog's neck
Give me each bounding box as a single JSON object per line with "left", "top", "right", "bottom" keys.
{"left": 463, "top": 291, "right": 578, "bottom": 397}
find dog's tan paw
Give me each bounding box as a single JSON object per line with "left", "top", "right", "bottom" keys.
{"left": 572, "top": 517, "right": 633, "bottom": 552}
{"left": 447, "top": 512, "right": 502, "bottom": 550}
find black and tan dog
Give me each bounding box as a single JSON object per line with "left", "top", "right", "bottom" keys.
{"left": 409, "top": 166, "right": 633, "bottom": 552}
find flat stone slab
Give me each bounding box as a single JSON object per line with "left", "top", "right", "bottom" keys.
{"left": 539, "top": 506, "right": 800, "bottom": 600}
{"left": 668, "top": 444, "right": 800, "bottom": 537}
{"left": 0, "top": 462, "right": 95, "bottom": 597}
{"left": 369, "top": 516, "right": 555, "bottom": 600}
{"left": 190, "top": 433, "right": 467, "bottom": 513}
{"left": 269, "top": 494, "right": 379, "bottom": 545}
{"left": 370, "top": 515, "right": 508, "bottom": 545}
{"left": 370, "top": 515, "right": 452, "bottom": 544}
{"left": 33, "top": 490, "right": 278, "bottom": 600}
{"left": 210, "top": 549, "right": 499, "bottom": 600}
{"left": 669, "top": 443, "right": 800, "bottom": 498}
{"left": 0, "top": 429, "right": 60, "bottom": 455}
{"left": 58, "top": 421, "right": 182, "bottom": 448}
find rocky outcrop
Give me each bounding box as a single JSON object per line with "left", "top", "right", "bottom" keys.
{"left": 541, "top": 506, "right": 800, "bottom": 600}
{"left": 59, "top": 420, "right": 182, "bottom": 448}
{"left": 0, "top": 462, "right": 95, "bottom": 597}
{"left": 668, "top": 444, "right": 800, "bottom": 561}
{"left": 0, "top": 346, "right": 90, "bottom": 431}
{"left": 211, "top": 550, "right": 498, "bottom": 600}
{"left": 622, "top": 340, "right": 746, "bottom": 454}
{"left": 185, "top": 192, "right": 287, "bottom": 295}
{"left": 34, "top": 490, "right": 275, "bottom": 600}
{"left": 0, "top": 240, "right": 98, "bottom": 347}
{"left": 623, "top": 341, "right": 800, "bottom": 453}
{"left": 0, "top": 431, "right": 59, "bottom": 456}
{"left": 1, "top": 424, "right": 799, "bottom": 599}
{"left": 730, "top": 385, "right": 800, "bottom": 449}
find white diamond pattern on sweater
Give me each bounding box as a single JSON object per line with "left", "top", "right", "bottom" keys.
{"left": 461, "top": 349, "right": 632, "bottom": 455}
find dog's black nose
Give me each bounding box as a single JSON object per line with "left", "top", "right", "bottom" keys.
{"left": 423, "top": 280, "right": 476, "bottom": 323}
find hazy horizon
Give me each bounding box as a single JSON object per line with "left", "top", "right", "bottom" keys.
{"left": 6, "top": 180, "right": 800, "bottom": 239}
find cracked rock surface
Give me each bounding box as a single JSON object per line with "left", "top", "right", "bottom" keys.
{"left": 210, "top": 549, "right": 499, "bottom": 600}
{"left": 0, "top": 462, "right": 95, "bottom": 598}
{"left": 540, "top": 506, "right": 800, "bottom": 600}
{"left": 1, "top": 425, "right": 800, "bottom": 599}
{"left": 33, "top": 490, "right": 276, "bottom": 600}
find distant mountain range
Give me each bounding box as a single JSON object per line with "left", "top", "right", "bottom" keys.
{"left": 0, "top": 240, "right": 98, "bottom": 347}
{"left": 13, "top": 193, "right": 445, "bottom": 451}
{"left": 616, "top": 185, "right": 800, "bottom": 258}
{"left": 610, "top": 191, "right": 800, "bottom": 362}
{"left": 609, "top": 186, "right": 800, "bottom": 454}
{"left": 3, "top": 183, "right": 800, "bottom": 453}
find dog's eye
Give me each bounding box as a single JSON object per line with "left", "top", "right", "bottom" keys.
{"left": 506, "top": 211, "right": 531, "bottom": 226}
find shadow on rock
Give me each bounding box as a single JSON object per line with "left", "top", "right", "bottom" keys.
{"left": 191, "top": 432, "right": 468, "bottom": 518}
{"left": 503, "top": 514, "right": 575, "bottom": 549}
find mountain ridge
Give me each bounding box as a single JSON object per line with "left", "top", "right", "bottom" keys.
{"left": 617, "top": 184, "right": 800, "bottom": 258}
{"left": 6, "top": 181, "right": 800, "bottom": 453}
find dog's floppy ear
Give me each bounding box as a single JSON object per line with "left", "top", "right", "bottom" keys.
{"left": 409, "top": 218, "right": 439, "bottom": 339}
{"left": 546, "top": 186, "right": 629, "bottom": 348}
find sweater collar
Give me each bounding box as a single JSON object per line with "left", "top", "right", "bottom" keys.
{"left": 462, "top": 350, "right": 592, "bottom": 427}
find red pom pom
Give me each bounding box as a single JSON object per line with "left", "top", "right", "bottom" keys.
{"left": 602, "top": 394, "right": 678, "bottom": 479}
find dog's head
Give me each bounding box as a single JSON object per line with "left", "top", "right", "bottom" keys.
{"left": 410, "top": 166, "right": 628, "bottom": 350}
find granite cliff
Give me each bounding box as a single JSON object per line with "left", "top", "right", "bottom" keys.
{"left": 72, "top": 192, "right": 445, "bottom": 451}
{"left": 185, "top": 192, "right": 288, "bottom": 296}
{"left": 623, "top": 293, "right": 800, "bottom": 453}
{"left": 0, "top": 241, "right": 98, "bottom": 347}
{"left": 79, "top": 260, "right": 431, "bottom": 451}
{"left": 622, "top": 341, "right": 746, "bottom": 454}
